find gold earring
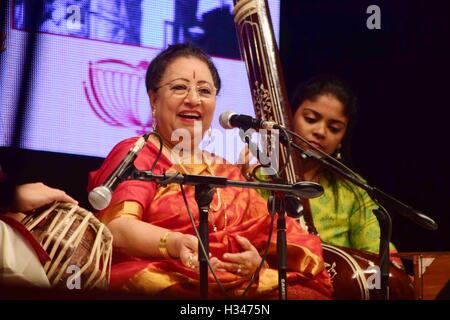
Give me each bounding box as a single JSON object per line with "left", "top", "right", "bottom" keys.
{"left": 152, "top": 109, "right": 157, "bottom": 131}
{"left": 335, "top": 145, "right": 342, "bottom": 160}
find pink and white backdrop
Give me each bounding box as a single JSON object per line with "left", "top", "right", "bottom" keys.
{"left": 0, "top": 0, "right": 280, "bottom": 163}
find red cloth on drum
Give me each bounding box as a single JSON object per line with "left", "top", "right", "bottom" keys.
{"left": 0, "top": 215, "right": 50, "bottom": 265}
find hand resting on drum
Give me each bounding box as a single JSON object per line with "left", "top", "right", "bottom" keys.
{"left": 1, "top": 183, "right": 77, "bottom": 288}
{"left": 9, "top": 182, "right": 78, "bottom": 214}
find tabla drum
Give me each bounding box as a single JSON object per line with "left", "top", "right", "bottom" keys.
{"left": 21, "top": 202, "right": 113, "bottom": 290}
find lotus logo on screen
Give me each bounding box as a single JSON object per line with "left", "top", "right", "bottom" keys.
{"left": 83, "top": 59, "right": 152, "bottom": 134}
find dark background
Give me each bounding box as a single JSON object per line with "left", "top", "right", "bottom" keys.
{"left": 2, "top": 0, "right": 449, "bottom": 253}
{"left": 281, "top": 0, "right": 450, "bottom": 252}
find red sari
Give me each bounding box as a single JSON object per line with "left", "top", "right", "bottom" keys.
{"left": 88, "top": 137, "right": 333, "bottom": 299}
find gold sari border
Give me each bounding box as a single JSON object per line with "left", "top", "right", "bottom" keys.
{"left": 99, "top": 200, "right": 143, "bottom": 225}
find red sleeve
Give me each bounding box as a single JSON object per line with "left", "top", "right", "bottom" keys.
{"left": 87, "top": 137, "right": 171, "bottom": 212}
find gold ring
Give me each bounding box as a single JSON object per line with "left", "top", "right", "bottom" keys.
{"left": 236, "top": 264, "right": 242, "bottom": 274}
{"left": 187, "top": 255, "right": 194, "bottom": 268}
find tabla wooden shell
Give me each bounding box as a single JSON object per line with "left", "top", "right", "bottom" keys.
{"left": 323, "top": 244, "right": 415, "bottom": 300}
{"left": 21, "top": 202, "right": 113, "bottom": 290}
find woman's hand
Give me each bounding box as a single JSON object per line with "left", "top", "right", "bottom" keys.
{"left": 215, "top": 235, "right": 262, "bottom": 277}
{"left": 168, "top": 234, "right": 263, "bottom": 277}
{"left": 11, "top": 182, "right": 78, "bottom": 213}
{"left": 168, "top": 233, "right": 200, "bottom": 270}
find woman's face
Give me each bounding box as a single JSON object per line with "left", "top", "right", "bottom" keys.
{"left": 293, "top": 94, "right": 348, "bottom": 156}
{"left": 149, "top": 56, "right": 216, "bottom": 148}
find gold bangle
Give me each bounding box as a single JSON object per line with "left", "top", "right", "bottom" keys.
{"left": 159, "top": 231, "right": 174, "bottom": 259}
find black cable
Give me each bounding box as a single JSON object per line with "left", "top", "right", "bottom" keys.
{"left": 281, "top": 126, "right": 361, "bottom": 181}
{"left": 179, "top": 183, "right": 229, "bottom": 297}
{"left": 241, "top": 128, "right": 290, "bottom": 182}
{"left": 276, "top": 126, "right": 291, "bottom": 177}
{"left": 149, "top": 131, "right": 229, "bottom": 296}
{"left": 241, "top": 191, "right": 276, "bottom": 297}
{"left": 372, "top": 200, "right": 392, "bottom": 263}
{"left": 147, "top": 131, "right": 163, "bottom": 172}
{"left": 147, "top": 131, "right": 274, "bottom": 298}
{"left": 251, "top": 163, "right": 273, "bottom": 182}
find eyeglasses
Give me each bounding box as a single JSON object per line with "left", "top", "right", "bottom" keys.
{"left": 156, "top": 81, "right": 216, "bottom": 99}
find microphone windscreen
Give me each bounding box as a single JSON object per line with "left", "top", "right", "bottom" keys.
{"left": 293, "top": 182, "right": 324, "bottom": 199}
{"left": 88, "top": 186, "right": 112, "bottom": 210}
{"left": 219, "top": 110, "right": 237, "bottom": 129}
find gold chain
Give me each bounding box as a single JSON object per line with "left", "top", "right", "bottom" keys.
{"left": 162, "top": 141, "right": 226, "bottom": 231}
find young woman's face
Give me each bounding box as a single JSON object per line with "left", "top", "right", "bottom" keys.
{"left": 293, "top": 94, "right": 348, "bottom": 156}
{"left": 149, "top": 56, "right": 216, "bottom": 147}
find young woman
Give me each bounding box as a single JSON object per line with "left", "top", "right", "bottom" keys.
{"left": 291, "top": 75, "right": 396, "bottom": 254}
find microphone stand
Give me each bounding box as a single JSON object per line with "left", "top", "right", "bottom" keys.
{"left": 131, "top": 170, "right": 323, "bottom": 300}
{"left": 280, "top": 127, "right": 438, "bottom": 300}
{"left": 194, "top": 183, "right": 214, "bottom": 299}
{"left": 238, "top": 128, "right": 298, "bottom": 300}
{"left": 372, "top": 207, "right": 391, "bottom": 300}
{"left": 268, "top": 192, "right": 289, "bottom": 300}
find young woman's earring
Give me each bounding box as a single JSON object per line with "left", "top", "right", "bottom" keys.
{"left": 152, "top": 109, "right": 157, "bottom": 131}
{"left": 335, "top": 144, "right": 342, "bottom": 160}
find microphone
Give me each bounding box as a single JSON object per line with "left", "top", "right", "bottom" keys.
{"left": 88, "top": 133, "right": 150, "bottom": 210}
{"left": 219, "top": 111, "right": 278, "bottom": 131}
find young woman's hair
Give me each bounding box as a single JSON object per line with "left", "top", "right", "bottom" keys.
{"left": 291, "top": 74, "right": 358, "bottom": 164}
{"left": 291, "top": 75, "right": 363, "bottom": 211}
{"left": 145, "top": 42, "right": 221, "bottom": 94}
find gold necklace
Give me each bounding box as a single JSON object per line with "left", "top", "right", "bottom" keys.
{"left": 203, "top": 161, "right": 226, "bottom": 232}
{"left": 162, "top": 141, "right": 226, "bottom": 231}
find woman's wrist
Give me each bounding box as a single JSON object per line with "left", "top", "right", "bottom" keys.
{"left": 158, "top": 231, "right": 173, "bottom": 259}
{"left": 164, "top": 231, "right": 183, "bottom": 259}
